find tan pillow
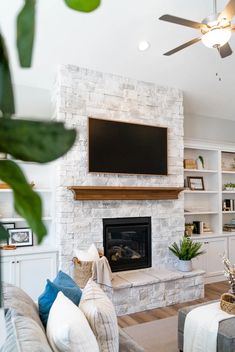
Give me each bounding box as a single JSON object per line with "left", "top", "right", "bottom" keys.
{"left": 79, "top": 279, "right": 119, "bottom": 352}
{"left": 2, "top": 282, "right": 44, "bottom": 331}
{"left": 2, "top": 308, "right": 52, "bottom": 352}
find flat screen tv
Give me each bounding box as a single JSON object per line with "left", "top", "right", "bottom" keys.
{"left": 88, "top": 117, "right": 168, "bottom": 175}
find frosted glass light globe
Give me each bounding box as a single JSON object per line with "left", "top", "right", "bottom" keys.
{"left": 201, "top": 28, "right": 231, "bottom": 48}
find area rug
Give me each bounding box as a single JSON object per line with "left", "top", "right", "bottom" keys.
{"left": 123, "top": 315, "right": 178, "bottom": 352}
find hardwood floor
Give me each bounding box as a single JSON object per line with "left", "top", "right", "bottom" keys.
{"left": 118, "top": 281, "right": 229, "bottom": 328}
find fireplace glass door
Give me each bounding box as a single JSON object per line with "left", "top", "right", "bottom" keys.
{"left": 103, "top": 217, "right": 151, "bottom": 272}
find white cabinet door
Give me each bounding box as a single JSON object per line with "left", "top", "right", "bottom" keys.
{"left": 0, "top": 256, "right": 15, "bottom": 285}
{"left": 15, "top": 252, "right": 57, "bottom": 301}
{"left": 192, "top": 237, "right": 227, "bottom": 280}
{"left": 228, "top": 237, "right": 235, "bottom": 265}
{"left": 206, "top": 238, "right": 227, "bottom": 278}
{"left": 192, "top": 241, "right": 207, "bottom": 271}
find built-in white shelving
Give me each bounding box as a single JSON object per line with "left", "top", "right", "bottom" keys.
{"left": 184, "top": 141, "right": 235, "bottom": 283}
{"left": 0, "top": 161, "right": 55, "bottom": 244}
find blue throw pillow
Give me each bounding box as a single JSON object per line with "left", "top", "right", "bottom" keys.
{"left": 38, "top": 271, "right": 82, "bottom": 327}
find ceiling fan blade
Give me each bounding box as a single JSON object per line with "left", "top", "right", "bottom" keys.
{"left": 217, "top": 42, "right": 233, "bottom": 58}
{"left": 218, "top": 0, "right": 235, "bottom": 21}
{"left": 163, "top": 37, "right": 201, "bottom": 56}
{"left": 159, "top": 14, "right": 205, "bottom": 29}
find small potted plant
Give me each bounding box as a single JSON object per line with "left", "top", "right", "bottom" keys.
{"left": 169, "top": 237, "right": 204, "bottom": 272}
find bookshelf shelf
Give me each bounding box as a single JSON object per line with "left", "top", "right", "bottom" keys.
{"left": 184, "top": 169, "right": 217, "bottom": 173}
{"left": 184, "top": 211, "right": 218, "bottom": 215}
{"left": 184, "top": 190, "right": 218, "bottom": 194}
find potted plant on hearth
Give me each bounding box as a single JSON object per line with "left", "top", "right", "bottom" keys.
{"left": 169, "top": 237, "right": 205, "bottom": 272}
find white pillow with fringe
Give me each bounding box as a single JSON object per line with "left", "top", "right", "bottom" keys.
{"left": 74, "top": 244, "right": 99, "bottom": 262}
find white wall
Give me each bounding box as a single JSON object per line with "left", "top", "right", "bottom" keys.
{"left": 14, "top": 85, "right": 52, "bottom": 119}
{"left": 184, "top": 113, "right": 235, "bottom": 143}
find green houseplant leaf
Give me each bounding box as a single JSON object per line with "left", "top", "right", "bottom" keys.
{"left": 0, "top": 118, "right": 76, "bottom": 163}
{"left": 0, "top": 33, "right": 15, "bottom": 117}
{"left": 0, "top": 160, "right": 46, "bottom": 243}
{"left": 0, "top": 224, "right": 8, "bottom": 242}
{"left": 64, "top": 0, "right": 101, "bottom": 12}
{"left": 16, "top": 0, "right": 36, "bottom": 67}
{"left": 169, "top": 237, "right": 204, "bottom": 260}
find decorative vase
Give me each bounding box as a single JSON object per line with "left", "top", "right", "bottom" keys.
{"left": 178, "top": 259, "right": 192, "bottom": 272}
{"left": 185, "top": 225, "right": 194, "bottom": 237}
{"left": 196, "top": 158, "right": 204, "bottom": 170}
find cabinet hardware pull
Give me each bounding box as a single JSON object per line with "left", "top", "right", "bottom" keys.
{"left": 16, "top": 261, "right": 19, "bottom": 263}
{"left": 12, "top": 261, "right": 15, "bottom": 264}
{"left": 204, "top": 241, "right": 209, "bottom": 244}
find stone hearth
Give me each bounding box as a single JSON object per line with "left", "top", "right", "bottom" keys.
{"left": 112, "top": 268, "right": 205, "bottom": 316}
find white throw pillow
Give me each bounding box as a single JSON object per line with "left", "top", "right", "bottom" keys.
{"left": 74, "top": 243, "right": 99, "bottom": 262}
{"left": 46, "top": 291, "right": 99, "bottom": 352}
{"left": 79, "top": 279, "right": 119, "bottom": 352}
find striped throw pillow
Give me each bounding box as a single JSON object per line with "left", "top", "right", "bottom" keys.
{"left": 79, "top": 279, "right": 119, "bottom": 352}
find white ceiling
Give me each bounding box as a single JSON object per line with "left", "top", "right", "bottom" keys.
{"left": 1, "top": 0, "right": 235, "bottom": 120}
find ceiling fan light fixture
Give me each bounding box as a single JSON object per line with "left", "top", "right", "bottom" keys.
{"left": 201, "top": 28, "right": 231, "bottom": 48}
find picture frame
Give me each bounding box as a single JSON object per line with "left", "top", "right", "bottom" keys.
{"left": 0, "top": 223, "right": 15, "bottom": 246}
{"left": 8, "top": 228, "right": 33, "bottom": 247}
{"left": 187, "top": 176, "right": 205, "bottom": 191}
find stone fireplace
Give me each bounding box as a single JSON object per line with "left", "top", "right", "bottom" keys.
{"left": 54, "top": 64, "right": 185, "bottom": 274}
{"left": 53, "top": 65, "right": 205, "bottom": 315}
{"left": 103, "top": 217, "right": 152, "bottom": 272}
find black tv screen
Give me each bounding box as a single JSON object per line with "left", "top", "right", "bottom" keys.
{"left": 88, "top": 118, "right": 168, "bottom": 175}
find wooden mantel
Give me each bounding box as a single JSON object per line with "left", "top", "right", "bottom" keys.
{"left": 68, "top": 186, "right": 184, "bottom": 201}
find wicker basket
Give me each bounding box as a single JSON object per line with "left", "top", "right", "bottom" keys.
{"left": 72, "top": 257, "right": 93, "bottom": 289}
{"left": 220, "top": 292, "right": 235, "bottom": 315}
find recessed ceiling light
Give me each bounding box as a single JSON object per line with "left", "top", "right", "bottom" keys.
{"left": 138, "top": 41, "right": 150, "bottom": 51}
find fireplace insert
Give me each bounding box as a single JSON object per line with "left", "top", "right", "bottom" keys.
{"left": 103, "top": 217, "right": 151, "bottom": 272}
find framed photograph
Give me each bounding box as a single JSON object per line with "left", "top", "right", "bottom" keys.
{"left": 8, "top": 228, "right": 33, "bottom": 247}
{"left": 187, "top": 176, "right": 205, "bottom": 191}
{"left": 0, "top": 223, "right": 15, "bottom": 246}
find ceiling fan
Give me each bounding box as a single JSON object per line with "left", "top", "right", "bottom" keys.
{"left": 159, "top": 0, "right": 235, "bottom": 58}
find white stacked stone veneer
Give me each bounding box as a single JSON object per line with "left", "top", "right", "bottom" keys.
{"left": 53, "top": 65, "right": 204, "bottom": 314}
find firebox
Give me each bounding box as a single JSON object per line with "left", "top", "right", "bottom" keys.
{"left": 103, "top": 217, "right": 152, "bottom": 272}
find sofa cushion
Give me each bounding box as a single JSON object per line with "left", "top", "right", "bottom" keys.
{"left": 38, "top": 271, "right": 82, "bottom": 327}
{"left": 46, "top": 291, "right": 99, "bottom": 352}
{"left": 2, "top": 282, "right": 44, "bottom": 331}
{"left": 0, "top": 308, "right": 52, "bottom": 352}
{"left": 79, "top": 279, "right": 119, "bottom": 352}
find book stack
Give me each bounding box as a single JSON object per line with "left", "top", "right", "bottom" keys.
{"left": 193, "top": 221, "right": 204, "bottom": 235}
{"left": 193, "top": 221, "right": 212, "bottom": 235}
{"left": 223, "top": 199, "right": 235, "bottom": 211}
{"left": 184, "top": 159, "right": 196, "bottom": 169}
{"left": 223, "top": 220, "right": 235, "bottom": 232}
{"left": 203, "top": 224, "right": 213, "bottom": 234}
